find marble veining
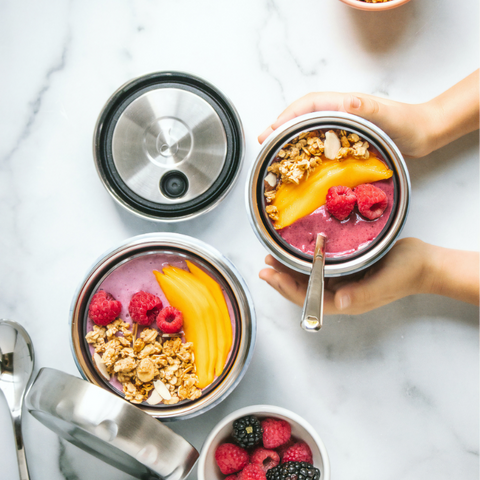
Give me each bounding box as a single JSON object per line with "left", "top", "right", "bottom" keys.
{"left": 0, "top": 1, "right": 478, "bottom": 480}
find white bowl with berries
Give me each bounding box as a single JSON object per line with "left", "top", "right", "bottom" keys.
{"left": 198, "top": 405, "right": 330, "bottom": 480}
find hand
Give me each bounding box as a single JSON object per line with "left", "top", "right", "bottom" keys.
{"left": 258, "top": 92, "right": 435, "bottom": 158}
{"left": 258, "top": 70, "right": 479, "bottom": 158}
{"left": 259, "top": 238, "right": 479, "bottom": 315}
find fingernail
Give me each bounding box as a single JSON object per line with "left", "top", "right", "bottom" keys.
{"left": 338, "top": 293, "right": 351, "bottom": 311}
{"left": 350, "top": 96, "right": 361, "bottom": 109}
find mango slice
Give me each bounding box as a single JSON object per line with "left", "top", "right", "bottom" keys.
{"left": 186, "top": 260, "right": 233, "bottom": 373}
{"left": 153, "top": 270, "right": 211, "bottom": 388}
{"left": 271, "top": 155, "right": 393, "bottom": 229}
{"left": 163, "top": 266, "right": 220, "bottom": 379}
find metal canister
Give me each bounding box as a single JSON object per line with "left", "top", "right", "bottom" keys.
{"left": 70, "top": 233, "right": 256, "bottom": 420}
{"left": 246, "top": 112, "right": 410, "bottom": 329}
{"left": 93, "top": 72, "right": 244, "bottom": 222}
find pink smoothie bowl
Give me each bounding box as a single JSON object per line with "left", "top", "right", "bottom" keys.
{"left": 339, "top": 0, "right": 412, "bottom": 10}
{"left": 197, "top": 404, "right": 331, "bottom": 480}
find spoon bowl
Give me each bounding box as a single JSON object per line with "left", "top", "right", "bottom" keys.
{"left": 0, "top": 319, "right": 35, "bottom": 480}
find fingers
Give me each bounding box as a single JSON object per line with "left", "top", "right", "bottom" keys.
{"left": 258, "top": 92, "right": 347, "bottom": 144}
{"left": 259, "top": 268, "right": 307, "bottom": 307}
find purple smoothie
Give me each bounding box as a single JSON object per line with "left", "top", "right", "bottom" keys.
{"left": 85, "top": 253, "right": 236, "bottom": 397}
{"left": 277, "top": 179, "right": 395, "bottom": 258}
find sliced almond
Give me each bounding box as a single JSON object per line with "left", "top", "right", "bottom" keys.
{"left": 93, "top": 353, "right": 110, "bottom": 381}
{"left": 324, "top": 131, "right": 341, "bottom": 160}
{"left": 146, "top": 389, "right": 163, "bottom": 405}
{"left": 265, "top": 172, "right": 277, "bottom": 188}
{"left": 154, "top": 379, "right": 172, "bottom": 400}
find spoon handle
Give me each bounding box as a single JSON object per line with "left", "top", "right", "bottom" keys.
{"left": 300, "top": 234, "right": 326, "bottom": 332}
{"left": 13, "top": 411, "right": 31, "bottom": 480}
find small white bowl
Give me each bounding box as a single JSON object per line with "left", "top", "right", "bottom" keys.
{"left": 198, "top": 405, "right": 331, "bottom": 480}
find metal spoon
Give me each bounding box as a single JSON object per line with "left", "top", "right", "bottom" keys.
{"left": 300, "top": 234, "right": 326, "bottom": 332}
{"left": 0, "top": 319, "right": 35, "bottom": 480}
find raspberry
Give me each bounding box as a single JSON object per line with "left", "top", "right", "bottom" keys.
{"left": 226, "top": 476, "right": 238, "bottom": 480}
{"left": 215, "top": 443, "right": 249, "bottom": 475}
{"left": 251, "top": 447, "right": 280, "bottom": 472}
{"left": 281, "top": 442, "right": 313, "bottom": 464}
{"left": 238, "top": 464, "right": 267, "bottom": 480}
{"left": 128, "top": 291, "right": 162, "bottom": 326}
{"left": 88, "top": 290, "right": 122, "bottom": 326}
{"left": 261, "top": 418, "right": 291, "bottom": 449}
{"left": 354, "top": 183, "right": 388, "bottom": 220}
{"left": 156, "top": 306, "right": 183, "bottom": 333}
{"left": 326, "top": 185, "right": 357, "bottom": 221}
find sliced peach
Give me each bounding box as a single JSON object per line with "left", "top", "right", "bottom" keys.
{"left": 271, "top": 155, "right": 393, "bottom": 229}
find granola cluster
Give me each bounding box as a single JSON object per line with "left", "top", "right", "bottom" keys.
{"left": 264, "top": 129, "right": 371, "bottom": 222}
{"left": 86, "top": 319, "right": 202, "bottom": 405}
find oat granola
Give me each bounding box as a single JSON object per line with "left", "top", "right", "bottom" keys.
{"left": 86, "top": 320, "right": 202, "bottom": 405}
{"left": 264, "top": 129, "right": 371, "bottom": 222}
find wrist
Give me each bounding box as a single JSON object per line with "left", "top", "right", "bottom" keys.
{"left": 412, "top": 101, "right": 441, "bottom": 157}
{"left": 416, "top": 242, "right": 444, "bottom": 295}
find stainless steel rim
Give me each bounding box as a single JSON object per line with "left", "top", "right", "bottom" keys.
{"left": 93, "top": 72, "right": 245, "bottom": 222}
{"left": 69, "top": 233, "right": 256, "bottom": 420}
{"left": 26, "top": 368, "right": 199, "bottom": 479}
{"left": 246, "top": 111, "right": 411, "bottom": 276}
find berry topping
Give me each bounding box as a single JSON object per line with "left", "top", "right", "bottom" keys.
{"left": 261, "top": 418, "right": 291, "bottom": 449}
{"left": 251, "top": 447, "right": 280, "bottom": 472}
{"left": 233, "top": 415, "right": 263, "bottom": 449}
{"left": 354, "top": 183, "right": 388, "bottom": 220}
{"left": 88, "top": 290, "right": 122, "bottom": 326}
{"left": 215, "top": 443, "right": 249, "bottom": 475}
{"left": 156, "top": 306, "right": 183, "bottom": 333}
{"left": 326, "top": 185, "right": 357, "bottom": 221}
{"left": 128, "top": 291, "right": 163, "bottom": 326}
{"left": 266, "top": 461, "right": 321, "bottom": 480}
{"left": 238, "top": 464, "right": 267, "bottom": 480}
{"left": 281, "top": 442, "right": 313, "bottom": 464}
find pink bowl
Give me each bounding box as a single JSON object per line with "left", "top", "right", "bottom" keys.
{"left": 339, "top": 0, "right": 411, "bottom": 10}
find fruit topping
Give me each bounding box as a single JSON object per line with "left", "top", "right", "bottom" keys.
{"left": 233, "top": 415, "right": 263, "bottom": 449}
{"left": 251, "top": 447, "right": 280, "bottom": 472}
{"left": 268, "top": 157, "right": 393, "bottom": 229}
{"left": 266, "top": 461, "right": 320, "bottom": 480}
{"left": 238, "top": 464, "right": 267, "bottom": 480}
{"left": 157, "top": 306, "right": 183, "bottom": 333}
{"left": 262, "top": 418, "right": 291, "bottom": 449}
{"left": 281, "top": 442, "right": 313, "bottom": 464}
{"left": 326, "top": 185, "right": 356, "bottom": 220}
{"left": 324, "top": 131, "right": 341, "bottom": 160}
{"left": 88, "top": 290, "right": 122, "bottom": 326}
{"left": 354, "top": 183, "right": 388, "bottom": 220}
{"left": 215, "top": 443, "right": 250, "bottom": 475}
{"left": 128, "top": 291, "right": 163, "bottom": 326}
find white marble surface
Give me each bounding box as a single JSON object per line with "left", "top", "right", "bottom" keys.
{"left": 0, "top": 1, "right": 478, "bottom": 479}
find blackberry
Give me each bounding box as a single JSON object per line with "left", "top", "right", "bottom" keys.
{"left": 232, "top": 415, "right": 263, "bottom": 448}
{"left": 266, "top": 461, "right": 321, "bottom": 480}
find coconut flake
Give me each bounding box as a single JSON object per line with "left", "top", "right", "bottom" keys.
{"left": 265, "top": 172, "right": 277, "bottom": 188}
{"left": 146, "top": 389, "right": 163, "bottom": 405}
{"left": 154, "top": 380, "right": 172, "bottom": 400}
{"left": 324, "top": 131, "right": 341, "bottom": 160}
{"left": 93, "top": 353, "right": 110, "bottom": 381}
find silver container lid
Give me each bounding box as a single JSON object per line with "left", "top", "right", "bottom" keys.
{"left": 70, "top": 233, "right": 256, "bottom": 420}
{"left": 25, "top": 368, "right": 199, "bottom": 480}
{"left": 246, "top": 111, "right": 411, "bottom": 277}
{"left": 94, "top": 72, "right": 244, "bottom": 222}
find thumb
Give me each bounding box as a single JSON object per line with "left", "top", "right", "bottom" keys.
{"left": 343, "top": 95, "right": 387, "bottom": 126}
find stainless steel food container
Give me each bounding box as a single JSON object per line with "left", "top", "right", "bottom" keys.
{"left": 70, "top": 233, "right": 256, "bottom": 420}
{"left": 246, "top": 111, "right": 410, "bottom": 277}
{"left": 93, "top": 71, "right": 244, "bottom": 222}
